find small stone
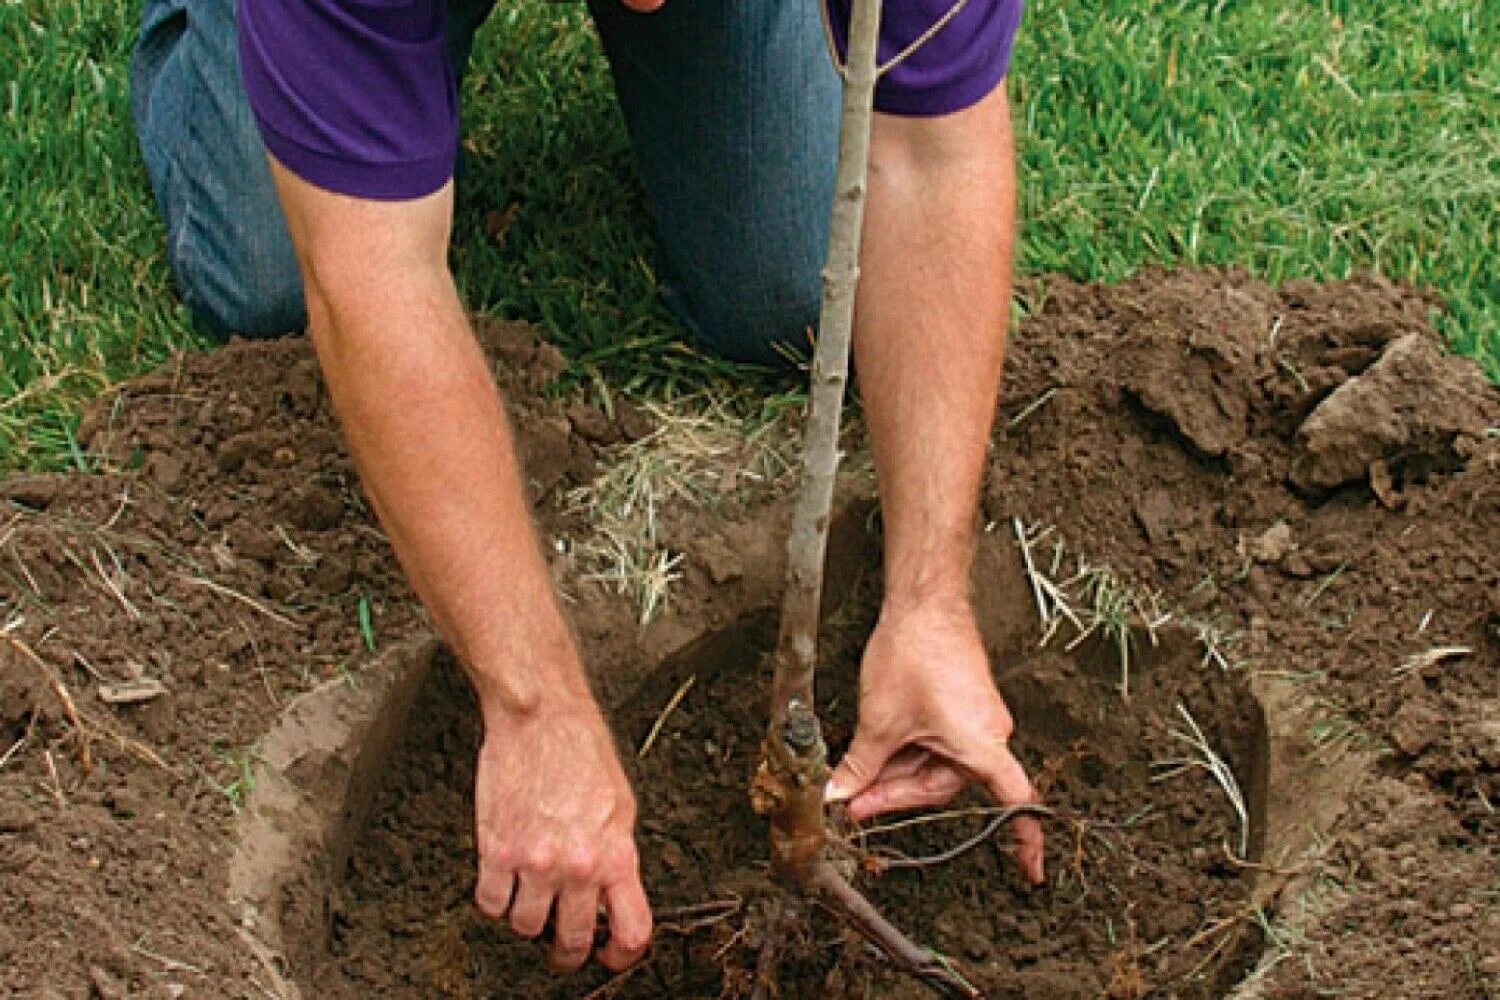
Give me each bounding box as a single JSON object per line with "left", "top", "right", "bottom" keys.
{"left": 97, "top": 677, "right": 168, "bottom": 706}
{"left": 1251, "top": 522, "right": 1293, "bottom": 564}
{"left": 1369, "top": 459, "right": 1404, "bottom": 510}
{"left": 309, "top": 553, "right": 354, "bottom": 595}
{"left": 1448, "top": 902, "right": 1474, "bottom": 920}
{"left": 1246, "top": 566, "right": 1275, "bottom": 602}
{"left": 696, "top": 535, "right": 744, "bottom": 586}
{"left": 1132, "top": 488, "right": 1176, "bottom": 546}
{"left": 1390, "top": 700, "right": 1440, "bottom": 756}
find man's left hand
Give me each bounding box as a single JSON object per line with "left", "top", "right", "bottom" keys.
{"left": 825, "top": 598, "right": 1046, "bottom": 885}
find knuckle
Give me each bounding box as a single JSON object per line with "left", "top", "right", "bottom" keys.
{"left": 483, "top": 842, "right": 516, "bottom": 872}
{"left": 522, "top": 844, "right": 558, "bottom": 876}
{"left": 601, "top": 838, "right": 639, "bottom": 875}
{"left": 563, "top": 848, "right": 598, "bottom": 884}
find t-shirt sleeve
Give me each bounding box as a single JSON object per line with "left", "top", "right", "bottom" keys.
{"left": 823, "top": 0, "right": 1024, "bottom": 117}
{"left": 237, "top": 0, "right": 457, "bottom": 200}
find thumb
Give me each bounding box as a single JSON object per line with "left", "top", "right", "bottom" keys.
{"left": 826, "top": 727, "right": 894, "bottom": 804}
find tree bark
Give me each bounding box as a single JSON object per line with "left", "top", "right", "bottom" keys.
{"left": 761, "top": 0, "right": 883, "bottom": 884}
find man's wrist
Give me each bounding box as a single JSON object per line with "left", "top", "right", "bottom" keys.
{"left": 464, "top": 615, "right": 597, "bottom": 726}
{"left": 882, "top": 551, "right": 972, "bottom": 618}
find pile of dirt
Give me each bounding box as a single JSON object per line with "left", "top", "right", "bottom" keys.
{"left": 0, "top": 269, "right": 1495, "bottom": 998}
{"left": 991, "top": 270, "right": 1499, "bottom": 996}
{"left": 0, "top": 319, "right": 721, "bottom": 997}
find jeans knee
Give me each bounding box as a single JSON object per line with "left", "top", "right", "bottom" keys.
{"left": 666, "top": 251, "right": 823, "bottom": 367}
{"left": 171, "top": 232, "right": 306, "bottom": 340}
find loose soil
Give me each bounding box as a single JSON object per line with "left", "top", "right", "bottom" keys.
{"left": 1, "top": 269, "right": 1495, "bottom": 999}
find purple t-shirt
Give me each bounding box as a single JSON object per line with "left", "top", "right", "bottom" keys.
{"left": 239, "top": 0, "right": 1023, "bottom": 201}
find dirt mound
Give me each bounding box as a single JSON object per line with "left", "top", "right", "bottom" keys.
{"left": 0, "top": 320, "right": 725, "bottom": 997}
{"left": 1, "top": 269, "right": 1495, "bottom": 998}
{"left": 994, "top": 269, "right": 1499, "bottom": 996}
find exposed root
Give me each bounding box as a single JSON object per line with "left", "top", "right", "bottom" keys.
{"left": 637, "top": 674, "right": 696, "bottom": 758}
{"left": 810, "top": 861, "right": 982, "bottom": 999}
{"left": 862, "top": 803, "right": 1054, "bottom": 873}
{"left": 654, "top": 896, "right": 745, "bottom": 936}
{"left": 749, "top": 901, "right": 791, "bottom": 1000}
{"left": 580, "top": 961, "right": 648, "bottom": 1000}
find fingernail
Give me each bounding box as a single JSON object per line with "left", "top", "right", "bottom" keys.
{"left": 824, "top": 778, "right": 848, "bottom": 802}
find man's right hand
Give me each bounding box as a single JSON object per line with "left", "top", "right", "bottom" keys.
{"left": 473, "top": 699, "right": 652, "bottom": 972}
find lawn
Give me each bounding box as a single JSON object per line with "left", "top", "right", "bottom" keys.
{"left": 2, "top": 0, "right": 1496, "bottom": 470}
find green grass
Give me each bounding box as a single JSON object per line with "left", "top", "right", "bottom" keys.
{"left": 2, "top": 0, "right": 1495, "bottom": 470}
{"left": 1011, "top": 0, "right": 1498, "bottom": 368}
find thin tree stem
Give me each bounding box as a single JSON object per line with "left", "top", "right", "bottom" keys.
{"left": 762, "top": 0, "right": 883, "bottom": 882}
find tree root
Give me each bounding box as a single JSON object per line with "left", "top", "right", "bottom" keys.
{"left": 865, "top": 804, "right": 1055, "bottom": 873}
{"left": 809, "top": 860, "right": 984, "bottom": 999}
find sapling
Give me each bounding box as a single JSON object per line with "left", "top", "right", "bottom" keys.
{"left": 748, "top": 1, "right": 1022, "bottom": 995}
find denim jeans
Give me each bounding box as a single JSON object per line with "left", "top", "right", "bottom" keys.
{"left": 131, "top": 0, "right": 841, "bottom": 364}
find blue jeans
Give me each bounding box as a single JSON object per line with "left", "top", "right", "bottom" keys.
{"left": 131, "top": 0, "right": 840, "bottom": 365}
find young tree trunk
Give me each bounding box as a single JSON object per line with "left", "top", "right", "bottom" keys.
{"left": 761, "top": 0, "right": 882, "bottom": 885}
{"left": 750, "top": 5, "right": 1001, "bottom": 994}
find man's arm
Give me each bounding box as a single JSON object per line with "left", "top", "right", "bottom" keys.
{"left": 265, "top": 161, "right": 652, "bottom": 970}
{"left": 826, "top": 86, "right": 1046, "bottom": 883}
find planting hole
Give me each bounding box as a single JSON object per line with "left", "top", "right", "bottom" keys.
{"left": 282, "top": 521, "right": 1272, "bottom": 998}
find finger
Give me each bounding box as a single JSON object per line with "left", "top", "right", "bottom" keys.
{"left": 872, "top": 746, "right": 933, "bottom": 783}
{"left": 977, "top": 746, "right": 1046, "bottom": 885}
{"left": 834, "top": 747, "right": 930, "bottom": 815}
{"left": 548, "top": 886, "right": 601, "bottom": 972}
{"left": 507, "top": 871, "right": 555, "bottom": 939}
{"left": 474, "top": 867, "right": 516, "bottom": 919}
{"left": 827, "top": 727, "right": 899, "bottom": 804}
{"left": 846, "top": 761, "right": 966, "bottom": 822}
{"left": 619, "top": 0, "right": 664, "bottom": 11}
{"left": 598, "top": 874, "right": 653, "bottom": 971}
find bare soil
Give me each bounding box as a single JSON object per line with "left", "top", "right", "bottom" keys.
{"left": 1, "top": 269, "right": 1495, "bottom": 999}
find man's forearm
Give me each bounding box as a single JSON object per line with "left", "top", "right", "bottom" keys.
{"left": 854, "top": 86, "right": 1015, "bottom": 608}
{"left": 269, "top": 165, "right": 591, "bottom": 723}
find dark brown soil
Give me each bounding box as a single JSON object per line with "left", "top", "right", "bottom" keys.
{"left": 1, "top": 268, "right": 1495, "bottom": 999}
{"left": 303, "top": 543, "right": 1266, "bottom": 999}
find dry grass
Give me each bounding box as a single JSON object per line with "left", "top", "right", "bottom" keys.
{"left": 1011, "top": 518, "right": 1176, "bottom": 698}
{"left": 1152, "top": 702, "right": 1251, "bottom": 860}
{"left": 561, "top": 396, "right": 799, "bottom": 623}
